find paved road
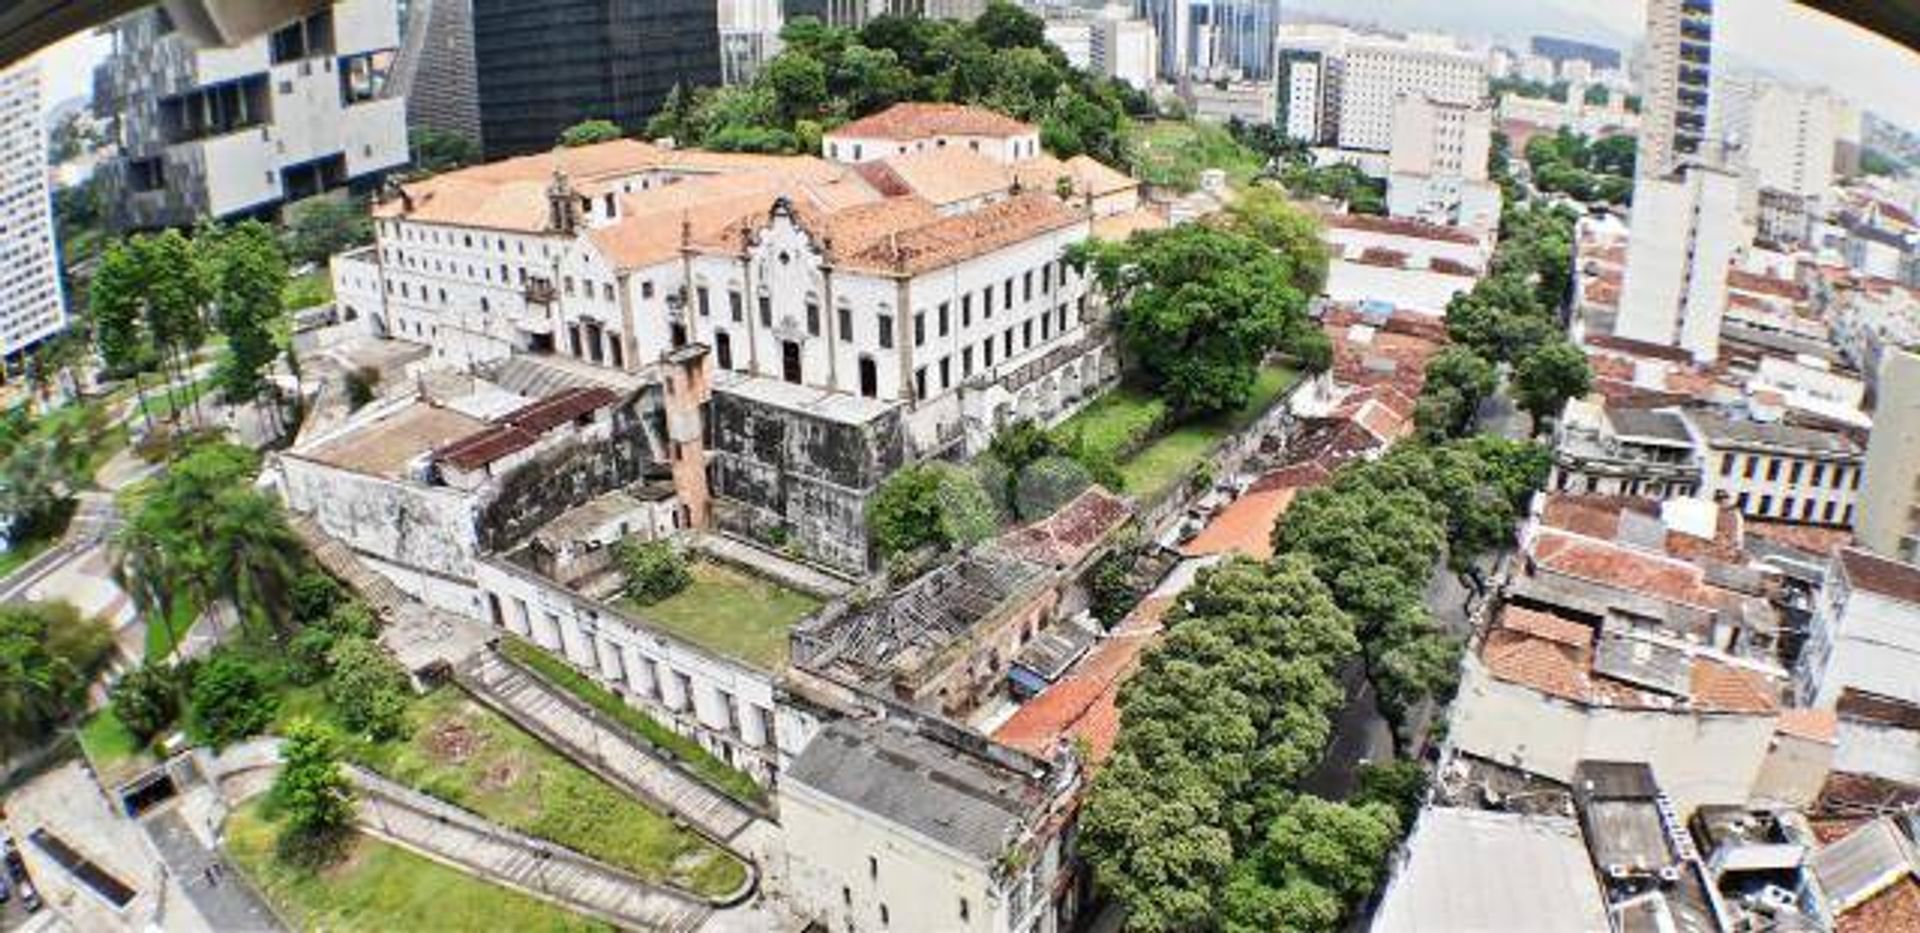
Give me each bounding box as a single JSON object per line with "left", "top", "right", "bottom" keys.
{"left": 142, "top": 808, "right": 282, "bottom": 932}
{"left": 1300, "top": 662, "right": 1394, "bottom": 800}
{"left": 349, "top": 767, "right": 715, "bottom": 932}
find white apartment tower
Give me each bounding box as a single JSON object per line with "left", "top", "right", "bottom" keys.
{"left": 0, "top": 64, "right": 66, "bottom": 361}
{"left": 1857, "top": 346, "right": 1920, "bottom": 562}
{"left": 1334, "top": 36, "right": 1486, "bottom": 153}
{"left": 1743, "top": 81, "right": 1839, "bottom": 202}
{"left": 720, "top": 0, "right": 785, "bottom": 87}
{"left": 1091, "top": 6, "right": 1157, "bottom": 92}
{"left": 1616, "top": 0, "right": 1733, "bottom": 364}
{"left": 1638, "top": 0, "right": 1714, "bottom": 179}
{"left": 1387, "top": 93, "right": 1499, "bottom": 230}
{"left": 94, "top": 0, "right": 410, "bottom": 231}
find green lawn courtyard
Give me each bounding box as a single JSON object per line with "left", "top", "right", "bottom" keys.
{"left": 1056, "top": 364, "right": 1299, "bottom": 500}
{"left": 619, "top": 560, "right": 822, "bottom": 670}
{"left": 227, "top": 799, "right": 615, "bottom": 933}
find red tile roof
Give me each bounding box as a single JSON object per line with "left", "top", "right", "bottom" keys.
{"left": 1745, "top": 521, "right": 1854, "bottom": 557}
{"left": 1838, "top": 878, "right": 1920, "bottom": 933}
{"left": 1726, "top": 269, "right": 1808, "bottom": 301}
{"left": 1690, "top": 660, "right": 1780, "bottom": 715}
{"left": 500, "top": 386, "right": 619, "bottom": 435}
{"left": 993, "top": 596, "right": 1174, "bottom": 765}
{"left": 1776, "top": 708, "right": 1839, "bottom": 744}
{"left": 1181, "top": 486, "right": 1297, "bottom": 560}
{"left": 436, "top": 424, "right": 538, "bottom": 472}
{"left": 1000, "top": 486, "right": 1132, "bottom": 569}
{"left": 1323, "top": 212, "right": 1482, "bottom": 246}
{"left": 1483, "top": 627, "right": 1591, "bottom": 703}
{"left": 1840, "top": 547, "right": 1920, "bottom": 606}
{"left": 1500, "top": 605, "right": 1593, "bottom": 648}
{"left": 1531, "top": 529, "right": 1718, "bottom": 608}
{"left": 829, "top": 103, "right": 1035, "bottom": 141}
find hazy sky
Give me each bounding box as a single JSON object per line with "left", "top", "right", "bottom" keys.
{"left": 19, "top": 0, "right": 1920, "bottom": 129}
{"left": 1294, "top": 0, "right": 1920, "bottom": 128}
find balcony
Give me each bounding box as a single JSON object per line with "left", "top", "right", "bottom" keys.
{"left": 524, "top": 279, "right": 557, "bottom": 305}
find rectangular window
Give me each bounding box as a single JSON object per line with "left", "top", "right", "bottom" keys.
{"left": 962, "top": 294, "right": 972, "bottom": 327}
{"left": 1023, "top": 319, "right": 1033, "bottom": 348}
{"left": 1023, "top": 270, "right": 1033, "bottom": 302}
{"left": 1004, "top": 329, "right": 1014, "bottom": 357}
{"left": 807, "top": 301, "right": 821, "bottom": 337}
{"left": 1737, "top": 492, "right": 1751, "bottom": 511}
{"left": 1004, "top": 279, "right": 1014, "bottom": 310}
{"left": 1810, "top": 462, "right": 1826, "bottom": 486}
{"left": 1781, "top": 497, "right": 1796, "bottom": 518}
{"left": 982, "top": 288, "right": 994, "bottom": 320}
{"left": 939, "top": 357, "right": 951, "bottom": 390}
{"left": 1786, "top": 460, "right": 1802, "bottom": 485}
{"left": 727, "top": 290, "right": 741, "bottom": 321}
{"left": 642, "top": 281, "right": 655, "bottom": 299}
{"left": 1040, "top": 311, "right": 1051, "bottom": 341}
{"left": 1043, "top": 264, "right": 1053, "bottom": 294}
{"left": 914, "top": 367, "right": 926, "bottom": 400}
{"left": 758, "top": 295, "right": 771, "bottom": 327}
{"left": 1743, "top": 456, "right": 1757, "bottom": 480}
{"left": 1720, "top": 453, "right": 1735, "bottom": 477}
{"left": 878, "top": 314, "right": 894, "bottom": 349}
{"left": 1058, "top": 304, "right": 1069, "bottom": 333}
{"left": 984, "top": 340, "right": 994, "bottom": 367}
{"left": 1758, "top": 495, "right": 1774, "bottom": 515}
{"left": 962, "top": 346, "right": 974, "bottom": 378}
{"left": 1823, "top": 500, "right": 1837, "bottom": 522}
{"left": 565, "top": 276, "right": 576, "bottom": 296}
{"left": 697, "top": 286, "right": 710, "bottom": 317}
{"left": 838, "top": 306, "right": 853, "bottom": 342}
{"left": 914, "top": 312, "right": 926, "bottom": 346}
{"left": 938, "top": 302, "right": 950, "bottom": 337}
{"left": 1766, "top": 458, "right": 1782, "bottom": 482}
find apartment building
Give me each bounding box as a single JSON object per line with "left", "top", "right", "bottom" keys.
{"left": 1857, "top": 346, "right": 1920, "bottom": 561}
{"left": 1616, "top": 162, "right": 1741, "bottom": 363}
{"left": 1091, "top": 6, "right": 1157, "bottom": 92}
{"left": 1798, "top": 547, "right": 1920, "bottom": 711}
{"left": 1729, "top": 79, "right": 1840, "bottom": 203}
{"left": 1689, "top": 410, "right": 1863, "bottom": 528}
{"left": 1334, "top": 36, "right": 1486, "bottom": 154}
{"left": 720, "top": 0, "right": 785, "bottom": 87}
{"left": 1639, "top": 0, "right": 1715, "bottom": 179}
{"left": 0, "top": 63, "right": 65, "bottom": 361}
{"left": 1386, "top": 93, "right": 1498, "bottom": 230}
{"left": 93, "top": 0, "right": 409, "bottom": 231}
{"left": 388, "top": 0, "right": 481, "bottom": 145}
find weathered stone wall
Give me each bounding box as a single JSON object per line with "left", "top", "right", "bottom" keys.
{"left": 707, "top": 387, "right": 907, "bottom": 575}
{"left": 281, "top": 454, "right": 480, "bottom": 582}
{"left": 476, "top": 409, "right": 666, "bottom": 554}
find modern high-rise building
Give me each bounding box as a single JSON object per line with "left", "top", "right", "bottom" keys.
{"left": 1137, "top": 0, "right": 1279, "bottom": 82}
{"left": 389, "top": 0, "right": 482, "bottom": 146}
{"left": 1727, "top": 79, "right": 1840, "bottom": 202}
{"left": 0, "top": 63, "right": 66, "bottom": 361}
{"left": 1387, "top": 93, "right": 1499, "bottom": 230}
{"left": 1616, "top": 163, "right": 1740, "bottom": 362}
{"left": 93, "top": 0, "right": 410, "bottom": 231}
{"left": 1334, "top": 36, "right": 1486, "bottom": 153}
{"left": 720, "top": 0, "right": 785, "bottom": 87}
{"left": 803, "top": 0, "right": 984, "bottom": 28}
{"left": 1136, "top": 0, "right": 1191, "bottom": 80}
{"left": 1091, "top": 6, "right": 1158, "bottom": 92}
{"left": 1637, "top": 0, "right": 1714, "bottom": 179}
{"left": 470, "top": 0, "right": 720, "bottom": 158}
{"left": 1858, "top": 346, "right": 1920, "bottom": 563}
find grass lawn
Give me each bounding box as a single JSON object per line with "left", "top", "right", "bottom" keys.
{"left": 501, "top": 637, "right": 768, "bottom": 808}
{"left": 144, "top": 597, "right": 201, "bottom": 662}
{"left": 620, "top": 561, "right": 821, "bottom": 670}
{"left": 78, "top": 707, "right": 154, "bottom": 787}
{"left": 354, "top": 688, "right": 747, "bottom": 898}
{"left": 1126, "top": 120, "right": 1266, "bottom": 192}
{"left": 227, "top": 800, "right": 614, "bottom": 933}
{"left": 136, "top": 373, "right": 221, "bottom": 422}
{"left": 1065, "top": 365, "right": 1300, "bottom": 500}
{"left": 285, "top": 269, "right": 334, "bottom": 311}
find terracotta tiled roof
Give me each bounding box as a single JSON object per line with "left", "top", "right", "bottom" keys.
{"left": 1840, "top": 547, "right": 1920, "bottom": 606}
{"left": 1531, "top": 529, "right": 1718, "bottom": 608}
{"left": 992, "top": 596, "right": 1173, "bottom": 765}
{"left": 1249, "top": 461, "right": 1332, "bottom": 493}
{"left": 1499, "top": 605, "right": 1593, "bottom": 647}
{"left": 829, "top": 103, "right": 1036, "bottom": 141}
{"left": 436, "top": 424, "right": 537, "bottom": 471}
{"left": 837, "top": 191, "right": 1085, "bottom": 275}
{"left": 1727, "top": 269, "right": 1808, "bottom": 301}
{"left": 1483, "top": 627, "right": 1591, "bottom": 703}
{"left": 875, "top": 147, "right": 1014, "bottom": 206}
{"left": 1091, "top": 208, "right": 1166, "bottom": 241}
{"left": 1322, "top": 212, "right": 1482, "bottom": 245}
{"left": 1000, "top": 486, "right": 1132, "bottom": 568}
{"left": 1743, "top": 520, "right": 1853, "bottom": 557}
{"left": 1837, "top": 877, "right": 1920, "bottom": 933}
{"left": 1181, "top": 486, "right": 1297, "bottom": 560}
{"left": 1776, "top": 707, "right": 1839, "bottom": 744}
{"left": 1689, "top": 659, "right": 1780, "bottom": 714}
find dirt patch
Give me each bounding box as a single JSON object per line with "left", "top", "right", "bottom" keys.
{"left": 478, "top": 754, "right": 523, "bottom": 792}
{"left": 424, "top": 719, "right": 478, "bottom": 764}
{"left": 319, "top": 833, "right": 372, "bottom": 880}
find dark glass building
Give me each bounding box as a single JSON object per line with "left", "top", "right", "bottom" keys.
{"left": 471, "top": 0, "right": 720, "bottom": 157}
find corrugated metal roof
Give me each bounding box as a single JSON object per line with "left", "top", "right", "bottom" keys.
{"left": 1813, "top": 817, "right": 1920, "bottom": 914}
{"left": 1372, "top": 808, "right": 1610, "bottom": 933}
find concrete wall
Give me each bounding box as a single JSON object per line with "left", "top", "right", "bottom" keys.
{"left": 474, "top": 556, "right": 804, "bottom": 782}
{"left": 1858, "top": 347, "right": 1920, "bottom": 560}
{"left": 1450, "top": 658, "right": 1785, "bottom": 814}
{"left": 280, "top": 453, "right": 480, "bottom": 583}
{"left": 1800, "top": 571, "right": 1920, "bottom": 709}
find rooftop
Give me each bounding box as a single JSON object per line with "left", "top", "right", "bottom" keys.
{"left": 1839, "top": 547, "right": 1920, "bottom": 606}
{"left": 302, "top": 401, "right": 488, "bottom": 479}
{"left": 828, "top": 102, "right": 1036, "bottom": 141}
{"left": 787, "top": 717, "right": 1048, "bottom": 863}
{"left": 711, "top": 371, "right": 902, "bottom": 426}
{"left": 1372, "top": 808, "right": 1610, "bottom": 933}
{"left": 1812, "top": 818, "right": 1920, "bottom": 917}
{"left": 998, "top": 486, "right": 1132, "bottom": 569}
{"left": 1608, "top": 407, "right": 1694, "bottom": 445}
{"left": 619, "top": 560, "right": 823, "bottom": 671}
{"left": 1321, "top": 211, "right": 1484, "bottom": 246}
{"left": 992, "top": 596, "right": 1172, "bottom": 764}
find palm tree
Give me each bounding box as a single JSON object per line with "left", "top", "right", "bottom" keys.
{"left": 112, "top": 509, "right": 183, "bottom": 661}
{"left": 0, "top": 645, "right": 61, "bottom": 760}
{"left": 212, "top": 489, "right": 301, "bottom": 641}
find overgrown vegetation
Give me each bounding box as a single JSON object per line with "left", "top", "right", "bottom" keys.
{"left": 501, "top": 636, "right": 769, "bottom": 808}
{"left": 615, "top": 538, "right": 692, "bottom": 605}
{"left": 644, "top": 3, "right": 1143, "bottom": 164}
{"left": 0, "top": 601, "right": 114, "bottom": 759}
{"left": 1525, "top": 127, "right": 1635, "bottom": 205}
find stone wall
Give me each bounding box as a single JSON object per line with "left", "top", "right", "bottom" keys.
{"left": 476, "top": 411, "right": 666, "bottom": 554}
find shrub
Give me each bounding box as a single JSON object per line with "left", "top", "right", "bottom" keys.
{"left": 191, "top": 651, "right": 278, "bottom": 746}
{"left": 290, "top": 572, "right": 345, "bottom": 624}
{"left": 110, "top": 662, "right": 186, "bottom": 742}
{"left": 273, "top": 719, "right": 354, "bottom": 865}
{"left": 287, "top": 627, "right": 338, "bottom": 686}
{"left": 324, "top": 635, "right": 411, "bottom": 741}
{"left": 616, "top": 539, "right": 691, "bottom": 605}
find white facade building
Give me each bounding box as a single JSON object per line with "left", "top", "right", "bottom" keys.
{"left": 719, "top": 0, "right": 785, "bottom": 87}
{"left": 823, "top": 104, "right": 1044, "bottom": 166}
{"left": 1857, "top": 346, "right": 1920, "bottom": 561}
{"left": 1334, "top": 36, "right": 1487, "bottom": 153}
{"left": 1638, "top": 0, "right": 1715, "bottom": 179}
{"left": 1684, "top": 409, "right": 1863, "bottom": 527}
{"left": 1043, "top": 19, "right": 1094, "bottom": 71}
{"left": 1797, "top": 547, "right": 1920, "bottom": 710}
{"left": 0, "top": 63, "right": 66, "bottom": 361}
{"left": 93, "top": 0, "right": 409, "bottom": 230}
{"left": 1718, "top": 77, "right": 1840, "bottom": 203}
{"left": 1616, "top": 164, "right": 1742, "bottom": 363}
{"left": 1091, "top": 6, "right": 1156, "bottom": 92}
{"left": 1386, "top": 93, "right": 1499, "bottom": 231}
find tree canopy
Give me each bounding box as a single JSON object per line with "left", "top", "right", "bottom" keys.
{"left": 559, "top": 119, "right": 623, "bottom": 147}
{"left": 1078, "top": 224, "right": 1311, "bottom": 415}
{"left": 0, "top": 601, "right": 113, "bottom": 758}
{"left": 649, "top": 5, "right": 1135, "bottom": 164}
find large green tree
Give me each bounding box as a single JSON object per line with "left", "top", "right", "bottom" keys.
{"left": 1079, "top": 225, "right": 1306, "bottom": 415}
{"left": 273, "top": 719, "right": 355, "bottom": 861}
{"left": 1514, "top": 339, "right": 1593, "bottom": 434}
{"left": 210, "top": 221, "right": 290, "bottom": 409}
{"left": 0, "top": 601, "right": 113, "bottom": 758}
